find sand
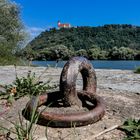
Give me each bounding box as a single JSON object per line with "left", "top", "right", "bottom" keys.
{"left": 0, "top": 66, "right": 140, "bottom": 140}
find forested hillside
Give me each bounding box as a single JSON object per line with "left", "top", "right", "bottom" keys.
{"left": 24, "top": 24, "right": 140, "bottom": 60}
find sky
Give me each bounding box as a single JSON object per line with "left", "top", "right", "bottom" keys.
{"left": 13, "top": 0, "right": 140, "bottom": 39}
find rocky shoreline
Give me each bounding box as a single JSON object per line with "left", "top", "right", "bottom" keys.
{"left": 0, "top": 66, "right": 140, "bottom": 140}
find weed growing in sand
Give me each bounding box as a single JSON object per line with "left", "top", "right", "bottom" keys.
{"left": 0, "top": 66, "right": 58, "bottom": 105}
{"left": 5, "top": 71, "right": 52, "bottom": 99}
{"left": 120, "top": 118, "right": 140, "bottom": 140}
{"left": 134, "top": 66, "right": 140, "bottom": 74}
{"left": 0, "top": 100, "right": 40, "bottom": 140}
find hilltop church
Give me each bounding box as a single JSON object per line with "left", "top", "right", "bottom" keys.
{"left": 57, "top": 21, "right": 71, "bottom": 29}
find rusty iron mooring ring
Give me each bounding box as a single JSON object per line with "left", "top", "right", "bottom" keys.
{"left": 24, "top": 57, "right": 105, "bottom": 127}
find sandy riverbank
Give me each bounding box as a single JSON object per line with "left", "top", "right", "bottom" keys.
{"left": 0, "top": 66, "right": 140, "bottom": 140}
{"left": 0, "top": 66, "right": 140, "bottom": 93}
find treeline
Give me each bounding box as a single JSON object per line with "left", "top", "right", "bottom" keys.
{"left": 24, "top": 24, "right": 140, "bottom": 60}
{"left": 0, "top": 0, "right": 26, "bottom": 65}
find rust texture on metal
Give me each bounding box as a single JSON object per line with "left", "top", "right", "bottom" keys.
{"left": 24, "top": 57, "right": 105, "bottom": 127}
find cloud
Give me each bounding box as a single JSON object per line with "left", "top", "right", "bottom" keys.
{"left": 26, "top": 27, "right": 45, "bottom": 39}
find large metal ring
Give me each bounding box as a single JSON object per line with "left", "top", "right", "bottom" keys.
{"left": 60, "top": 57, "right": 97, "bottom": 107}
{"left": 24, "top": 57, "right": 105, "bottom": 127}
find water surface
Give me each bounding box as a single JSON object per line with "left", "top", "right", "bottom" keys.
{"left": 32, "top": 60, "right": 140, "bottom": 70}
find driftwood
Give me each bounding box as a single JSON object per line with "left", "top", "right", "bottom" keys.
{"left": 86, "top": 124, "right": 121, "bottom": 139}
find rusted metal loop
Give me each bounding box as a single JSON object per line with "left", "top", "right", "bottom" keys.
{"left": 24, "top": 56, "right": 105, "bottom": 127}
{"left": 60, "top": 57, "right": 97, "bottom": 106}
{"left": 25, "top": 91, "right": 105, "bottom": 127}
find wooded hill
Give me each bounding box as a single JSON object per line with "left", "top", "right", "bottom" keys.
{"left": 24, "top": 24, "right": 140, "bottom": 60}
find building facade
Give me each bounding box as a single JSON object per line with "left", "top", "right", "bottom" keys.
{"left": 57, "top": 21, "right": 71, "bottom": 28}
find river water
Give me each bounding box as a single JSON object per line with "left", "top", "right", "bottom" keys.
{"left": 32, "top": 60, "right": 140, "bottom": 70}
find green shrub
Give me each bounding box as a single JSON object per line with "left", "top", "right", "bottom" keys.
{"left": 0, "top": 55, "right": 27, "bottom": 66}
{"left": 1, "top": 70, "right": 57, "bottom": 104}
{"left": 134, "top": 66, "right": 140, "bottom": 74}
{"left": 119, "top": 119, "right": 140, "bottom": 140}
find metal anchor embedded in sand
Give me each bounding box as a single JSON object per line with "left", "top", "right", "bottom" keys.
{"left": 24, "top": 56, "right": 105, "bottom": 127}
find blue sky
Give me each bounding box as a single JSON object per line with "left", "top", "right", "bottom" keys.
{"left": 13, "top": 0, "right": 140, "bottom": 38}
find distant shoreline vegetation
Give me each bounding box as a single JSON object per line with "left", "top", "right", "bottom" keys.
{"left": 22, "top": 24, "right": 140, "bottom": 61}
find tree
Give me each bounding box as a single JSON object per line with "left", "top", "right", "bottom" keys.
{"left": 108, "top": 47, "right": 120, "bottom": 60}
{"left": 38, "top": 45, "right": 74, "bottom": 60}
{"left": 135, "top": 51, "right": 140, "bottom": 60}
{"left": 88, "top": 45, "right": 102, "bottom": 59}
{"left": 0, "top": 0, "right": 26, "bottom": 63}
{"left": 76, "top": 49, "right": 88, "bottom": 58}
{"left": 108, "top": 47, "right": 136, "bottom": 60}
